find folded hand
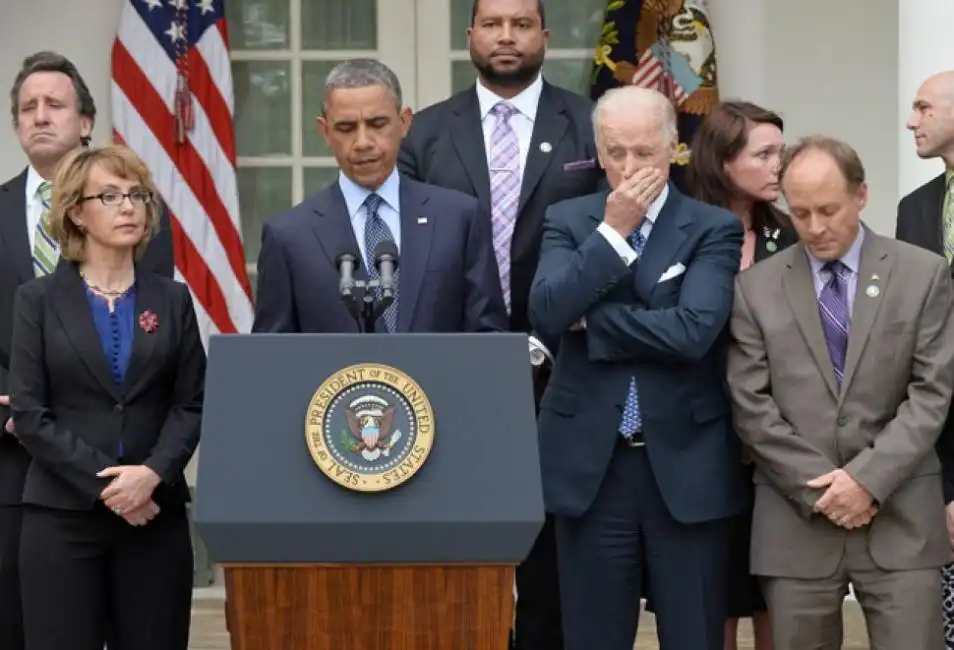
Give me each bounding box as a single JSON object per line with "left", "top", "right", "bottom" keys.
{"left": 0, "top": 395, "right": 14, "bottom": 437}
{"left": 98, "top": 465, "right": 161, "bottom": 515}
{"left": 808, "top": 469, "right": 874, "bottom": 529}
{"left": 119, "top": 499, "right": 161, "bottom": 527}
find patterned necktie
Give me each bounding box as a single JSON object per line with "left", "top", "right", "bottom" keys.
{"left": 944, "top": 175, "right": 954, "bottom": 262}
{"left": 619, "top": 226, "right": 648, "bottom": 437}
{"left": 33, "top": 181, "right": 58, "bottom": 277}
{"left": 363, "top": 193, "right": 398, "bottom": 332}
{"left": 488, "top": 101, "right": 521, "bottom": 312}
{"left": 818, "top": 261, "right": 851, "bottom": 386}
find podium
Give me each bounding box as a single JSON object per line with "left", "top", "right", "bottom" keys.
{"left": 193, "top": 333, "right": 545, "bottom": 650}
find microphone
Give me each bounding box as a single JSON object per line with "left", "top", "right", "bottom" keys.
{"left": 373, "top": 241, "right": 399, "bottom": 300}
{"left": 335, "top": 250, "right": 361, "bottom": 299}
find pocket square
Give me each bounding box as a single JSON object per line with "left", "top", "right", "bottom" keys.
{"left": 563, "top": 158, "right": 596, "bottom": 172}
{"left": 658, "top": 263, "right": 686, "bottom": 283}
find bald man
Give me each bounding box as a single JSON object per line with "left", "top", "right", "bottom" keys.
{"left": 896, "top": 69, "right": 954, "bottom": 649}
{"left": 528, "top": 87, "right": 748, "bottom": 650}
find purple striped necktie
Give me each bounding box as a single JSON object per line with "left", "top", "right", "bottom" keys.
{"left": 818, "top": 261, "right": 850, "bottom": 386}
{"left": 489, "top": 101, "right": 520, "bottom": 312}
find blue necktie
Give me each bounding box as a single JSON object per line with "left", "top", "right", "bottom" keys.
{"left": 619, "top": 226, "right": 647, "bottom": 438}
{"left": 363, "top": 193, "right": 398, "bottom": 332}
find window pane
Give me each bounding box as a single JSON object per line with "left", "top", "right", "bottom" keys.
{"left": 302, "top": 0, "right": 377, "bottom": 49}
{"left": 233, "top": 62, "right": 292, "bottom": 157}
{"left": 225, "top": 0, "right": 290, "bottom": 50}
{"left": 451, "top": 0, "right": 605, "bottom": 50}
{"left": 303, "top": 166, "right": 341, "bottom": 198}
{"left": 451, "top": 58, "right": 593, "bottom": 95}
{"left": 301, "top": 61, "right": 339, "bottom": 157}
{"left": 239, "top": 167, "right": 292, "bottom": 265}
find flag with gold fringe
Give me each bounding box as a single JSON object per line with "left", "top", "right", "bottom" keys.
{"left": 590, "top": 0, "right": 720, "bottom": 192}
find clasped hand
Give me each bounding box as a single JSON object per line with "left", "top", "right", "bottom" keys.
{"left": 807, "top": 468, "right": 876, "bottom": 529}
{"left": 98, "top": 465, "right": 162, "bottom": 527}
{"left": 0, "top": 395, "right": 14, "bottom": 437}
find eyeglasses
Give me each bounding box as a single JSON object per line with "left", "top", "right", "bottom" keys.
{"left": 78, "top": 190, "right": 154, "bottom": 207}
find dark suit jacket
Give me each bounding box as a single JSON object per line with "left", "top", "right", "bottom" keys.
{"left": 529, "top": 185, "right": 749, "bottom": 523}
{"left": 0, "top": 168, "right": 175, "bottom": 505}
{"left": 896, "top": 171, "right": 954, "bottom": 503}
{"left": 252, "top": 174, "right": 508, "bottom": 333}
{"left": 398, "top": 80, "right": 603, "bottom": 335}
{"left": 8, "top": 265, "right": 203, "bottom": 511}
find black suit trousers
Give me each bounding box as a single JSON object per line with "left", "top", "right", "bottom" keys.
{"left": 19, "top": 503, "right": 193, "bottom": 650}
{"left": 0, "top": 505, "right": 24, "bottom": 650}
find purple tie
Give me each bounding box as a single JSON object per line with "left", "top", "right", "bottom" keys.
{"left": 489, "top": 102, "right": 520, "bottom": 312}
{"left": 818, "top": 261, "right": 850, "bottom": 385}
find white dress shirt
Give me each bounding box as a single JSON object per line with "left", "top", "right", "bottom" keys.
{"left": 475, "top": 73, "right": 544, "bottom": 185}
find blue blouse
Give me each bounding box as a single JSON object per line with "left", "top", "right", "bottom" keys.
{"left": 85, "top": 284, "right": 136, "bottom": 457}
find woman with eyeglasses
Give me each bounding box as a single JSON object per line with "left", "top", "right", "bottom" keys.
{"left": 7, "top": 144, "right": 204, "bottom": 650}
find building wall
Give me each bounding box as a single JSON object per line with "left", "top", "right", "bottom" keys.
{"left": 0, "top": 0, "right": 918, "bottom": 235}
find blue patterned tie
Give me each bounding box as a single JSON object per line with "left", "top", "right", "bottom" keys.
{"left": 619, "top": 226, "right": 648, "bottom": 438}
{"left": 818, "top": 261, "right": 850, "bottom": 386}
{"left": 363, "top": 193, "right": 398, "bottom": 332}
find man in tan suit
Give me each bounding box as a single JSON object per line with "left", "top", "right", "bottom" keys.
{"left": 727, "top": 135, "right": 954, "bottom": 650}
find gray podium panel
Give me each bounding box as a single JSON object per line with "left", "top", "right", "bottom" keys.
{"left": 193, "top": 332, "right": 544, "bottom": 564}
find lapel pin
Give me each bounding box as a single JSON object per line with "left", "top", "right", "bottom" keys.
{"left": 417, "top": 217, "right": 427, "bottom": 225}
{"left": 866, "top": 285, "right": 880, "bottom": 298}
{"left": 765, "top": 241, "right": 777, "bottom": 253}
{"left": 539, "top": 142, "right": 552, "bottom": 153}
{"left": 871, "top": 273, "right": 880, "bottom": 281}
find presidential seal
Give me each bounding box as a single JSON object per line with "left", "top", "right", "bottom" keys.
{"left": 305, "top": 363, "right": 435, "bottom": 492}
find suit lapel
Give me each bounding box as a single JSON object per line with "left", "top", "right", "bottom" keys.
{"left": 397, "top": 178, "right": 433, "bottom": 332}
{"left": 310, "top": 182, "right": 366, "bottom": 279}
{"left": 517, "top": 83, "right": 568, "bottom": 215}
{"left": 449, "top": 89, "right": 491, "bottom": 211}
{"left": 783, "top": 246, "right": 839, "bottom": 399}
{"left": 633, "top": 187, "right": 688, "bottom": 300}
{"left": 839, "top": 231, "right": 891, "bottom": 400}
{"left": 923, "top": 173, "right": 946, "bottom": 255}
{"left": 49, "top": 266, "right": 122, "bottom": 400}
{"left": 121, "top": 269, "right": 163, "bottom": 399}
{"left": 0, "top": 170, "right": 34, "bottom": 282}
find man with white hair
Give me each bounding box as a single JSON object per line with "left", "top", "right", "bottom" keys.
{"left": 528, "top": 86, "right": 749, "bottom": 649}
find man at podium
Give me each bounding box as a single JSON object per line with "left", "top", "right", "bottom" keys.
{"left": 529, "top": 86, "right": 749, "bottom": 650}
{"left": 252, "top": 58, "right": 508, "bottom": 334}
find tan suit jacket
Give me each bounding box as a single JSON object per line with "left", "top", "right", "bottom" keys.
{"left": 727, "top": 227, "right": 954, "bottom": 579}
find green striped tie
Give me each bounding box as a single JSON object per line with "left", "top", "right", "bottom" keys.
{"left": 33, "top": 181, "right": 58, "bottom": 277}
{"left": 945, "top": 172, "right": 954, "bottom": 263}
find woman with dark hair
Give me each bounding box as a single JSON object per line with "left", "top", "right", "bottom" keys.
{"left": 645, "top": 100, "right": 796, "bottom": 650}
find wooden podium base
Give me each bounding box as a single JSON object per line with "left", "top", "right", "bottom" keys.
{"left": 222, "top": 564, "right": 514, "bottom": 650}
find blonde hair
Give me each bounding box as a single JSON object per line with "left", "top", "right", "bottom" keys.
{"left": 46, "top": 144, "right": 161, "bottom": 262}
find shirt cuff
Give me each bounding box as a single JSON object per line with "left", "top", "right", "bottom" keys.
{"left": 597, "top": 222, "right": 638, "bottom": 266}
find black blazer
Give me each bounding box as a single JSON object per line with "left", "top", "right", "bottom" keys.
{"left": 896, "top": 171, "right": 954, "bottom": 503}
{"left": 0, "top": 168, "right": 175, "bottom": 505}
{"left": 8, "top": 265, "right": 204, "bottom": 511}
{"left": 398, "top": 80, "right": 603, "bottom": 335}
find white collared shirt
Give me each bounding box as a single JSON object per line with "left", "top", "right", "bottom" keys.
{"left": 474, "top": 73, "right": 543, "bottom": 184}
{"left": 24, "top": 165, "right": 48, "bottom": 252}
{"left": 596, "top": 183, "right": 671, "bottom": 265}
{"left": 337, "top": 169, "right": 402, "bottom": 265}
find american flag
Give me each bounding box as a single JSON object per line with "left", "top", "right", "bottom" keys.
{"left": 111, "top": 0, "right": 253, "bottom": 345}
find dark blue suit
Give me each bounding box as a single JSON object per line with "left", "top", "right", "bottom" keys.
{"left": 252, "top": 173, "right": 508, "bottom": 334}
{"left": 529, "top": 185, "right": 749, "bottom": 650}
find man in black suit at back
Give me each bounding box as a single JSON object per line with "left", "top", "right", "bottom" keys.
{"left": 398, "top": 1, "right": 603, "bottom": 648}
{"left": 895, "top": 68, "right": 954, "bottom": 641}
{"left": 0, "top": 51, "right": 174, "bottom": 650}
